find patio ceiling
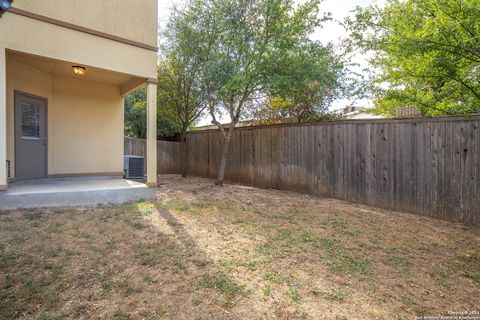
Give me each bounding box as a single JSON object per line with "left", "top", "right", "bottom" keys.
{"left": 7, "top": 50, "right": 146, "bottom": 95}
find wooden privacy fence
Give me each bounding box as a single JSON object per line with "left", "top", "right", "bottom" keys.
{"left": 187, "top": 116, "right": 480, "bottom": 226}
{"left": 124, "top": 137, "right": 181, "bottom": 174}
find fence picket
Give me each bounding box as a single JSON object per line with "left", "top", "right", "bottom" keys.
{"left": 125, "top": 115, "right": 480, "bottom": 226}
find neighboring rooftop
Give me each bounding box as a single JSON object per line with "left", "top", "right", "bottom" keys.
{"left": 340, "top": 106, "right": 384, "bottom": 120}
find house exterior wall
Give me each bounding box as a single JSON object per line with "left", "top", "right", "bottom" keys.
{"left": 49, "top": 76, "right": 123, "bottom": 175}
{"left": 0, "top": 1, "right": 158, "bottom": 185}
{"left": 0, "top": 11, "right": 157, "bottom": 79}
{"left": 13, "top": 0, "right": 158, "bottom": 49}
{"left": 6, "top": 60, "right": 124, "bottom": 178}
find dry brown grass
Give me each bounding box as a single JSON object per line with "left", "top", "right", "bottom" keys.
{"left": 0, "top": 174, "right": 479, "bottom": 319}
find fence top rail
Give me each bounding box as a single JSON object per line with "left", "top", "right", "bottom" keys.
{"left": 124, "top": 137, "right": 181, "bottom": 144}
{"left": 188, "top": 114, "right": 480, "bottom": 134}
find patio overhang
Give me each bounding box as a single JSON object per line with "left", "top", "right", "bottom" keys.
{"left": 6, "top": 50, "right": 149, "bottom": 97}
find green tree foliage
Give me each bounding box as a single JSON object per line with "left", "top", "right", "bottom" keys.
{"left": 181, "top": 0, "right": 329, "bottom": 185}
{"left": 254, "top": 42, "right": 346, "bottom": 123}
{"left": 345, "top": 0, "right": 480, "bottom": 116}
{"left": 124, "top": 88, "right": 181, "bottom": 139}
{"left": 124, "top": 89, "right": 147, "bottom": 139}
{"left": 158, "top": 5, "right": 207, "bottom": 176}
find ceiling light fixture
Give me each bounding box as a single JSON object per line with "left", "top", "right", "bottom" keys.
{"left": 72, "top": 65, "right": 86, "bottom": 76}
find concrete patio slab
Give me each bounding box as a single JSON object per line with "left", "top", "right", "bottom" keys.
{"left": 0, "top": 176, "right": 156, "bottom": 210}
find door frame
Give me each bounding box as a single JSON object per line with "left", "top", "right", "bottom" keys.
{"left": 13, "top": 90, "right": 49, "bottom": 180}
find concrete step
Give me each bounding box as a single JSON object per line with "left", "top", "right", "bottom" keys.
{"left": 0, "top": 177, "right": 156, "bottom": 210}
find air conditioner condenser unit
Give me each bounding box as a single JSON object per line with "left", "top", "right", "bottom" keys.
{"left": 124, "top": 155, "right": 145, "bottom": 179}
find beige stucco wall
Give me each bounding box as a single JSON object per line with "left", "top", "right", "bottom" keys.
{"left": 13, "top": 0, "right": 158, "bottom": 48}
{"left": 0, "top": 13, "right": 157, "bottom": 79}
{"left": 6, "top": 60, "right": 124, "bottom": 177}
{"left": 49, "top": 76, "right": 123, "bottom": 175}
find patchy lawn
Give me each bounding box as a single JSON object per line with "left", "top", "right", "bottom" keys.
{"left": 0, "top": 175, "right": 479, "bottom": 319}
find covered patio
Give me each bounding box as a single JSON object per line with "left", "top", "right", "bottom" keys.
{"left": 0, "top": 50, "right": 158, "bottom": 208}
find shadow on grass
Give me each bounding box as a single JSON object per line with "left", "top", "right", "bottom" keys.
{"left": 155, "top": 202, "right": 248, "bottom": 307}
{"left": 0, "top": 202, "right": 247, "bottom": 319}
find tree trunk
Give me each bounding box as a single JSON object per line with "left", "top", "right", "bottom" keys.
{"left": 215, "top": 130, "right": 233, "bottom": 186}
{"left": 180, "top": 131, "right": 188, "bottom": 177}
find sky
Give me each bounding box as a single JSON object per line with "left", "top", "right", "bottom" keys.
{"left": 157, "top": 0, "right": 386, "bottom": 125}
